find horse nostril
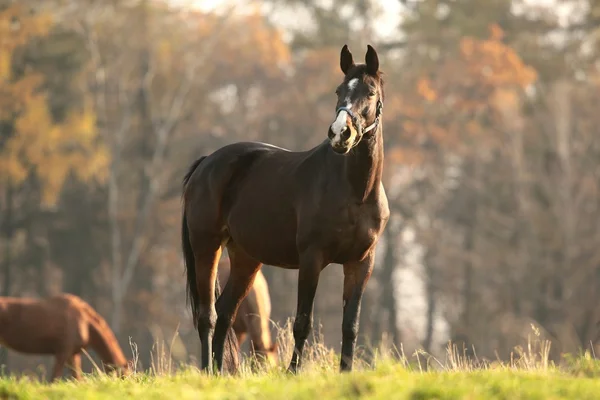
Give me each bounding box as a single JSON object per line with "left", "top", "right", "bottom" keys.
{"left": 328, "top": 128, "right": 335, "bottom": 140}
{"left": 341, "top": 127, "right": 351, "bottom": 140}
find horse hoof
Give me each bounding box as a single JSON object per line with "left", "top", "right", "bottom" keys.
{"left": 286, "top": 366, "right": 299, "bottom": 375}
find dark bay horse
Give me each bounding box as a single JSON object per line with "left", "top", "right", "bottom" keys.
{"left": 182, "top": 44, "right": 389, "bottom": 374}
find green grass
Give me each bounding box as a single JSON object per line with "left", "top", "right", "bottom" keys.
{"left": 3, "top": 324, "right": 600, "bottom": 399}
{"left": 2, "top": 362, "right": 600, "bottom": 400}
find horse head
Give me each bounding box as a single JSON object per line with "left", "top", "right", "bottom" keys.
{"left": 328, "top": 44, "right": 384, "bottom": 154}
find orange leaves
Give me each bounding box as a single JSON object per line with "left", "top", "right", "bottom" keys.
{"left": 489, "top": 23, "right": 505, "bottom": 42}
{"left": 195, "top": 10, "right": 291, "bottom": 82}
{"left": 459, "top": 25, "right": 537, "bottom": 90}
{"left": 417, "top": 77, "right": 437, "bottom": 102}
{"left": 394, "top": 23, "right": 539, "bottom": 160}
{"left": 245, "top": 13, "right": 290, "bottom": 69}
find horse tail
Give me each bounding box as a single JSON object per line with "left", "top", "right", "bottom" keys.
{"left": 181, "top": 156, "right": 240, "bottom": 372}
{"left": 182, "top": 156, "right": 206, "bottom": 325}
{"left": 182, "top": 156, "right": 206, "bottom": 188}
{"left": 80, "top": 301, "right": 128, "bottom": 370}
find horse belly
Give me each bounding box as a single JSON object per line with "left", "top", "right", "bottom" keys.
{"left": 226, "top": 202, "right": 299, "bottom": 268}
{"left": 0, "top": 328, "right": 60, "bottom": 355}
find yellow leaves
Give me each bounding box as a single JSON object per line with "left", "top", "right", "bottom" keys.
{"left": 0, "top": 5, "right": 106, "bottom": 206}
{"left": 0, "top": 5, "right": 52, "bottom": 66}
{"left": 0, "top": 48, "right": 10, "bottom": 80}
{"left": 6, "top": 101, "right": 108, "bottom": 206}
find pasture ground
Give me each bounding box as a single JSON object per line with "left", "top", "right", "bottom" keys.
{"left": 2, "top": 362, "right": 600, "bottom": 400}
{"left": 2, "top": 323, "right": 600, "bottom": 399}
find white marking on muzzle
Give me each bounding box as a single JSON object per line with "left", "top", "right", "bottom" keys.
{"left": 331, "top": 104, "right": 350, "bottom": 139}
{"left": 330, "top": 78, "right": 360, "bottom": 146}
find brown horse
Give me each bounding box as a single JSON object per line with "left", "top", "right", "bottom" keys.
{"left": 218, "top": 259, "right": 278, "bottom": 367}
{"left": 182, "top": 44, "right": 389, "bottom": 374}
{"left": 0, "top": 294, "right": 132, "bottom": 381}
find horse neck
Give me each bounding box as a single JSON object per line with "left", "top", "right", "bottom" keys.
{"left": 343, "top": 125, "right": 384, "bottom": 202}
{"left": 88, "top": 319, "right": 127, "bottom": 368}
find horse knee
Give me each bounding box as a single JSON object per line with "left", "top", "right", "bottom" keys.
{"left": 293, "top": 313, "right": 312, "bottom": 342}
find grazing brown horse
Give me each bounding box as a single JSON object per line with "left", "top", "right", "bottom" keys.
{"left": 182, "top": 44, "right": 389, "bottom": 374}
{"left": 0, "top": 294, "right": 132, "bottom": 381}
{"left": 218, "top": 259, "right": 278, "bottom": 367}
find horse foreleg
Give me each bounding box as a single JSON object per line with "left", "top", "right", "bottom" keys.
{"left": 340, "top": 252, "right": 375, "bottom": 372}
{"left": 287, "top": 251, "right": 324, "bottom": 374}
{"left": 68, "top": 353, "right": 82, "bottom": 381}
{"left": 214, "top": 246, "right": 261, "bottom": 374}
{"left": 50, "top": 353, "right": 68, "bottom": 383}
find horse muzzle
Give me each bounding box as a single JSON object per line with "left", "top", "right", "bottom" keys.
{"left": 328, "top": 125, "right": 355, "bottom": 154}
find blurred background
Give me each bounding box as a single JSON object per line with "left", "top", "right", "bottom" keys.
{"left": 1, "top": 0, "right": 600, "bottom": 378}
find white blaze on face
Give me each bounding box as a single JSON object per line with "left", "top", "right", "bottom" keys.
{"left": 330, "top": 78, "right": 359, "bottom": 147}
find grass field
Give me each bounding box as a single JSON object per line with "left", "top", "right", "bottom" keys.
{"left": 2, "top": 325, "right": 600, "bottom": 399}
{"left": 2, "top": 363, "right": 600, "bottom": 400}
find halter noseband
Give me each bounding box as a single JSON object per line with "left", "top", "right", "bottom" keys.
{"left": 335, "top": 99, "right": 383, "bottom": 147}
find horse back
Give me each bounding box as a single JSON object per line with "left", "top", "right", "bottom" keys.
{"left": 0, "top": 295, "right": 84, "bottom": 355}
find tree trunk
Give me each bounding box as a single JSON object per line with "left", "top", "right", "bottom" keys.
{"left": 374, "top": 218, "right": 401, "bottom": 349}
{"left": 460, "top": 226, "right": 474, "bottom": 339}
{"left": 2, "top": 178, "right": 13, "bottom": 297}
{"left": 0, "top": 177, "right": 13, "bottom": 369}
{"left": 423, "top": 250, "right": 436, "bottom": 354}
{"left": 111, "top": 0, "right": 153, "bottom": 335}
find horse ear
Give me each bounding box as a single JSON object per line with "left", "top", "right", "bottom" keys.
{"left": 365, "top": 44, "right": 379, "bottom": 75}
{"left": 340, "top": 44, "right": 354, "bottom": 75}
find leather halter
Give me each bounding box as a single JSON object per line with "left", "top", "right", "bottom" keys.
{"left": 334, "top": 99, "right": 383, "bottom": 148}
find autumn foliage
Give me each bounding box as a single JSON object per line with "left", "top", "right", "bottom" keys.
{"left": 0, "top": 5, "right": 107, "bottom": 206}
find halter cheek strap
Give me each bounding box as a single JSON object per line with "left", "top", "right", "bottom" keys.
{"left": 336, "top": 100, "right": 382, "bottom": 134}
{"left": 363, "top": 100, "right": 383, "bottom": 134}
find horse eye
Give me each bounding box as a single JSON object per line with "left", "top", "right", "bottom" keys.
{"left": 369, "top": 90, "right": 376, "bottom": 97}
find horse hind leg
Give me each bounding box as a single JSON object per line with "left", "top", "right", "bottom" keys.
{"left": 213, "top": 243, "right": 262, "bottom": 374}
{"left": 191, "top": 235, "right": 223, "bottom": 373}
